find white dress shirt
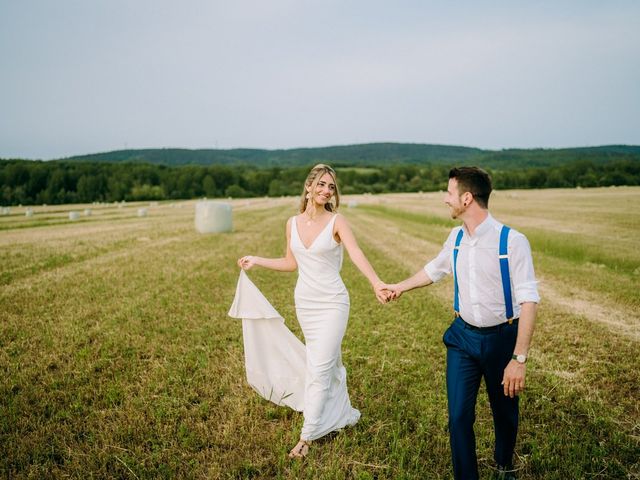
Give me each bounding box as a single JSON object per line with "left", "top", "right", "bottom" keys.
{"left": 425, "top": 214, "right": 540, "bottom": 327}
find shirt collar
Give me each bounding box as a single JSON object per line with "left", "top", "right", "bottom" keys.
{"left": 464, "top": 212, "right": 497, "bottom": 238}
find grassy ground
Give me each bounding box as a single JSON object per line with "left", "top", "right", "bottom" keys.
{"left": 1, "top": 188, "right": 639, "bottom": 479}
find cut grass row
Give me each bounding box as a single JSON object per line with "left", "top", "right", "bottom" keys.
{"left": 1, "top": 193, "right": 638, "bottom": 478}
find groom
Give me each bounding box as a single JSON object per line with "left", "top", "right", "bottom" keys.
{"left": 383, "top": 167, "right": 539, "bottom": 480}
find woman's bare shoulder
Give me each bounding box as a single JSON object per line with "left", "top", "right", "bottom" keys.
{"left": 334, "top": 212, "right": 348, "bottom": 223}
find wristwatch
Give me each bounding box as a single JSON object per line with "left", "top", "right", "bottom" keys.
{"left": 512, "top": 353, "right": 527, "bottom": 364}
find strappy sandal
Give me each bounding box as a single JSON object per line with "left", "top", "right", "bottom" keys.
{"left": 288, "top": 439, "right": 311, "bottom": 459}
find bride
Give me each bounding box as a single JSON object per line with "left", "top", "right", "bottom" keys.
{"left": 237, "top": 164, "right": 389, "bottom": 458}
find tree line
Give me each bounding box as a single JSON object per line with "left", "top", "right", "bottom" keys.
{"left": 1, "top": 159, "right": 638, "bottom": 206}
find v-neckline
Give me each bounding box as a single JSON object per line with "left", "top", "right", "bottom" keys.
{"left": 295, "top": 214, "right": 335, "bottom": 250}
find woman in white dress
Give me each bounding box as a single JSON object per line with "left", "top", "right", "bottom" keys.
{"left": 237, "top": 164, "right": 389, "bottom": 458}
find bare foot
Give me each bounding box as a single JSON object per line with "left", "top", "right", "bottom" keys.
{"left": 288, "top": 439, "right": 311, "bottom": 459}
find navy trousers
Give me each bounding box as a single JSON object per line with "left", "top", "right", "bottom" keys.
{"left": 443, "top": 316, "right": 519, "bottom": 480}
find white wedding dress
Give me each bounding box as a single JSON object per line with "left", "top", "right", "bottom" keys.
{"left": 229, "top": 213, "right": 360, "bottom": 441}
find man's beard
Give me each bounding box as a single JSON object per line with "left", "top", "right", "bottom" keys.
{"left": 449, "top": 204, "right": 466, "bottom": 219}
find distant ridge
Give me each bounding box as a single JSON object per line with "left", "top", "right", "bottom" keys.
{"left": 53, "top": 142, "right": 640, "bottom": 169}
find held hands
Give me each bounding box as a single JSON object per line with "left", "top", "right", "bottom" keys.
{"left": 384, "top": 283, "right": 403, "bottom": 301}
{"left": 373, "top": 282, "right": 403, "bottom": 304}
{"left": 373, "top": 281, "right": 392, "bottom": 304}
{"left": 237, "top": 255, "right": 258, "bottom": 270}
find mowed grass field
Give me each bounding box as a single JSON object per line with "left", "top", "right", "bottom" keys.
{"left": 1, "top": 187, "right": 639, "bottom": 479}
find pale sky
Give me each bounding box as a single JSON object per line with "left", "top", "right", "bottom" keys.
{"left": 1, "top": 0, "right": 639, "bottom": 160}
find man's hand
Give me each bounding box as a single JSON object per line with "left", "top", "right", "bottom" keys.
{"left": 373, "top": 282, "right": 393, "bottom": 304}
{"left": 383, "top": 283, "right": 403, "bottom": 301}
{"left": 502, "top": 360, "right": 526, "bottom": 398}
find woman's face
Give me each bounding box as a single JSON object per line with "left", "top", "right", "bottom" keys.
{"left": 308, "top": 172, "right": 336, "bottom": 207}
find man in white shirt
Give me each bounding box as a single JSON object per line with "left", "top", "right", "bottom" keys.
{"left": 384, "top": 167, "right": 539, "bottom": 480}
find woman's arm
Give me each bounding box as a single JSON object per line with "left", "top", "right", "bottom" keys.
{"left": 237, "top": 217, "right": 298, "bottom": 272}
{"left": 334, "top": 214, "right": 388, "bottom": 303}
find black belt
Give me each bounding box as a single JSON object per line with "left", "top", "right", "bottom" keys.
{"left": 455, "top": 314, "right": 519, "bottom": 332}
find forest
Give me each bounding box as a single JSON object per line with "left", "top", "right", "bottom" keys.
{"left": 1, "top": 158, "right": 639, "bottom": 206}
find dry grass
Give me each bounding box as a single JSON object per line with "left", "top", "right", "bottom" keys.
{"left": 1, "top": 188, "right": 639, "bottom": 479}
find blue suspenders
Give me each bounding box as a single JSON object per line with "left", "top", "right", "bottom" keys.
{"left": 453, "top": 225, "right": 515, "bottom": 322}
{"left": 499, "top": 226, "right": 514, "bottom": 320}
{"left": 453, "top": 229, "right": 464, "bottom": 314}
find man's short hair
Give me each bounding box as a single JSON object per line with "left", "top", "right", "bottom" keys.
{"left": 449, "top": 167, "right": 492, "bottom": 209}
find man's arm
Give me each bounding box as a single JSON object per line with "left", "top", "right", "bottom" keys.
{"left": 385, "top": 269, "right": 433, "bottom": 299}
{"left": 501, "top": 231, "right": 540, "bottom": 397}
{"left": 502, "top": 301, "right": 537, "bottom": 398}
{"left": 384, "top": 228, "right": 458, "bottom": 299}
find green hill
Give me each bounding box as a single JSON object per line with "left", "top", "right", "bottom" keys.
{"left": 55, "top": 143, "right": 640, "bottom": 169}
{"left": 56, "top": 143, "right": 483, "bottom": 167}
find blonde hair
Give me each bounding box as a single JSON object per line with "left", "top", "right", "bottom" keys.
{"left": 298, "top": 164, "right": 340, "bottom": 214}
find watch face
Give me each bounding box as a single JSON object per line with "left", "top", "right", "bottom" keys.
{"left": 516, "top": 354, "right": 527, "bottom": 363}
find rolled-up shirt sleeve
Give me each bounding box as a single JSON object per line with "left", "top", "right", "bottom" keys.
{"left": 509, "top": 233, "right": 540, "bottom": 304}
{"left": 424, "top": 228, "right": 458, "bottom": 283}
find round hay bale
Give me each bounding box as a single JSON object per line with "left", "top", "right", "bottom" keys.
{"left": 137, "top": 208, "right": 147, "bottom": 217}
{"left": 69, "top": 211, "right": 80, "bottom": 220}
{"left": 195, "top": 201, "right": 232, "bottom": 233}
{"left": 1, "top": 207, "right": 10, "bottom": 215}
{"left": 25, "top": 208, "right": 34, "bottom": 217}
{"left": 84, "top": 209, "right": 92, "bottom": 216}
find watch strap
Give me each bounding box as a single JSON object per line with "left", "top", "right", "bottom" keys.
{"left": 512, "top": 353, "right": 527, "bottom": 363}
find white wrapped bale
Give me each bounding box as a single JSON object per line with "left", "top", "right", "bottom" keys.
{"left": 69, "top": 211, "right": 80, "bottom": 220}
{"left": 25, "top": 208, "right": 34, "bottom": 217}
{"left": 137, "top": 208, "right": 147, "bottom": 217}
{"left": 1, "top": 207, "right": 10, "bottom": 215}
{"left": 84, "top": 209, "right": 92, "bottom": 216}
{"left": 195, "top": 201, "right": 232, "bottom": 233}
